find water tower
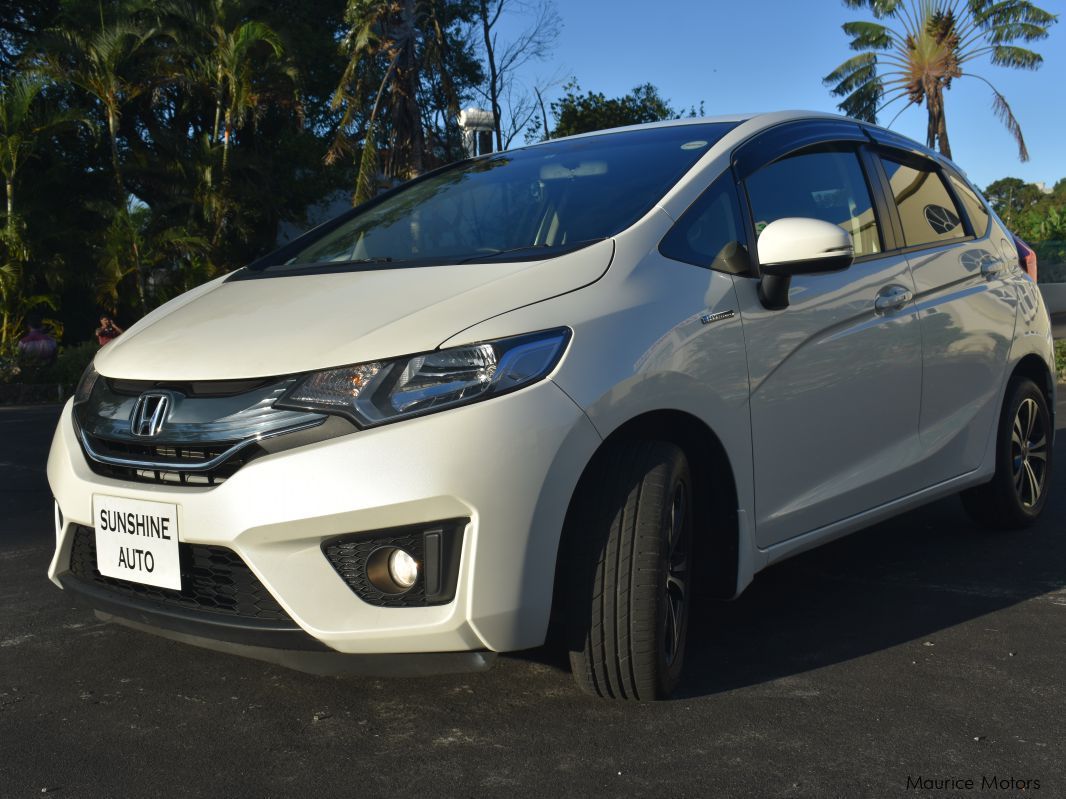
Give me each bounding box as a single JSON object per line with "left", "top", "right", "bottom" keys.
{"left": 458, "top": 107, "right": 495, "bottom": 157}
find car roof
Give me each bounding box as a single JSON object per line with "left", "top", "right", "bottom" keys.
{"left": 530, "top": 110, "right": 832, "bottom": 144}
{"left": 530, "top": 110, "right": 968, "bottom": 178}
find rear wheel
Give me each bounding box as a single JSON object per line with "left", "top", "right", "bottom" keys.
{"left": 563, "top": 440, "right": 693, "bottom": 700}
{"left": 961, "top": 377, "right": 1052, "bottom": 530}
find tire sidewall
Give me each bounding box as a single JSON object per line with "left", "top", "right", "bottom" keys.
{"left": 996, "top": 378, "right": 1053, "bottom": 524}
{"left": 652, "top": 452, "right": 694, "bottom": 695}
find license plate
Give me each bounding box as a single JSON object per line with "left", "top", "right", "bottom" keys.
{"left": 92, "top": 495, "right": 181, "bottom": 590}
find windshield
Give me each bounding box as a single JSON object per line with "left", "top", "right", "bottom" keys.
{"left": 257, "top": 123, "right": 738, "bottom": 272}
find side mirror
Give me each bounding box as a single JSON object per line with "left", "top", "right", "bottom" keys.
{"left": 756, "top": 217, "right": 854, "bottom": 310}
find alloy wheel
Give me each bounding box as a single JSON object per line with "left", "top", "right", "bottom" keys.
{"left": 1011, "top": 397, "right": 1047, "bottom": 510}
{"left": 663, "top": 482, "right": 690, "bottom": 667}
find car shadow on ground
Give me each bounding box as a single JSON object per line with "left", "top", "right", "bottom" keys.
{"left": 518, "top": 414, "right": 1066, "bottom": 701}
{"left": 682, "top": 412, "right": 1066, "bottom": 700}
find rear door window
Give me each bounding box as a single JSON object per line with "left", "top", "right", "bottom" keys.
{"left": 880, "top": 156, "right": 967, "bottom": 247}
{"left": 947, "top": 174, "right": 990, "bottom": 238}
{"left": 744, "top": 149, "right": 882, "bottom": 257}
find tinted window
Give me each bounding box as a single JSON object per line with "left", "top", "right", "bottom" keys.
{"left": 880, "top": 157, "right": 966, "bottom": 247}
{"left": 745, "top": 149, "right": 882, "bottom": 256}
{"left": 660, "top": 173, "right": 746, "bottom": 272}
{"left": 948, "top": 174, "right": 990, "bottom": 238}
{"left": 261, "top": 123, "right": 739, "bottom": 272}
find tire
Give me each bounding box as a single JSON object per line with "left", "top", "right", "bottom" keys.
{"left": 563, "top": 440, "right": 694, "bottom": 701}
{"left": 961, "top": 377, "right": 1053, "bottom": 530}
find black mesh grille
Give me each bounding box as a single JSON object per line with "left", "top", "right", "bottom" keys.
{"left": 81, "top": 434, "right": 262, "bottom": 486}
{"left": 322, "top": 520, "right": 466, "bottom": 608}
{"left": 67, "top": 525, "right": 293, "bottom": 622}
{"left": 323, "top": 530, "right": 429, "bottom": 608}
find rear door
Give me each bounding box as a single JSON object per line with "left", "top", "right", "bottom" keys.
{"left": 872, "top": 147, "right": 1017, "bottom": 480}
{"left": 732, "top": 124, "right": 925, "bottom": 548}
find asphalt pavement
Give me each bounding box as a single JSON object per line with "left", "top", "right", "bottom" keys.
{"left": 1, "top": 402, "right": 1064, "bottom": 798}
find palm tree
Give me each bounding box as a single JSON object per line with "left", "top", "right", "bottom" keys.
{"left": 0, "top": 73, "right": 92, "bottom": 231}
{"left": 178, "top": 0, "right": 290, "bottom": 179}
{"left": 45, "top": 18, "right": 156, "bottom": 311}
{"left": 48, "top": 23, "right": 152, "bottom": 207}
{"left": 331, "top": 0, "right": 430, "bottom": 200}
{"left": 824, "top": 0, "right": 1058, "bottom": 161}
{"left": 0, "top": 73, "right": 90, "bottom": 345}
{"left": 155, "top": 0, "right": 296, "bottom": 258}
{"left": 95, "top": 210, "right": 207, "bottom": 313}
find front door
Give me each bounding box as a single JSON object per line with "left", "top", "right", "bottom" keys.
{"left": 734, "top": 146, "right": 925, "bottom": 547}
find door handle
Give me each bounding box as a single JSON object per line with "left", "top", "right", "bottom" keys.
{"left": 874, "top": 285, "right": 913, "bottom": 313}
{"left": 981, "top": 258, "right": 1006, "bottom": 280}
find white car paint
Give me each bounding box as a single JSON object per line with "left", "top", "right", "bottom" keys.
{"left": 756, "top": 217, "right": 853, "bottom": 266}
{"left": 95, "top": 240, "right": 615, "bottom": 381}
{"left": 47, "top": 111, "right": 1056, "bottom": 668}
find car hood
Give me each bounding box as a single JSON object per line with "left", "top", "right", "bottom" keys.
{"left": 94, "top": 240, "right": 614, "bottom": 381}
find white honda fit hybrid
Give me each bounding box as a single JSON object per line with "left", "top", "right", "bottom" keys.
{"left": 48, "top": 111, "right": 1055, "bottom": 700}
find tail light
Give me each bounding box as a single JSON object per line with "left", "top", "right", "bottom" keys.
{"left": 1014, "top": 235, "right": 1038, "bottom": 281}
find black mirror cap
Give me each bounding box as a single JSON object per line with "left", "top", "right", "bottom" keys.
{"left": 757, "top": 251, "right": 853, "bottom": 311}
{"left": 759, "top": 251, "right": 853, "bottom": 278}
{"left": 758, "top": 274, "right": 791, "bottom": 310}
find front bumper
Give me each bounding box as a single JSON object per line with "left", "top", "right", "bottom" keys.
{"left": 47, "top": 380, "right": 601, "bottom": 656}
{"left": 58, "top": 572, "right": 496, "bottom": 676}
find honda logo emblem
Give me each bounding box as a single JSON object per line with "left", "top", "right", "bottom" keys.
{"left": 130, "top": 392, "right": 172, "bottom": 437}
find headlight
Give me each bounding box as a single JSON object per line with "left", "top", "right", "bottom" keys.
{"left": 73, "top": 362, "right": 99, "bottom": 404}
{"left": 276, "top": 328, "right": 571, "bottom": 426}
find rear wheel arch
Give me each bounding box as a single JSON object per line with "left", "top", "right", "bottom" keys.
{"left": 1010, "top": 353, "right": 1055, "bottom": 420}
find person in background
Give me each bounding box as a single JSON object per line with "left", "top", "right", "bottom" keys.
{"left": 95, "top": 314, "right": 123, "bottom": 347}
{"left": 18, "top": 315, "right": 58, "bottom": 363}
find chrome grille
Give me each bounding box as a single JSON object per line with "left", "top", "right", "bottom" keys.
{"left": 80, "top": 434, "right": 261, "bottom": 485}
{"left": 74, "top": 375, "right": 326, "bottom": 487}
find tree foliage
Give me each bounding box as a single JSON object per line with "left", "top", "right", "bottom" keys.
{"left": 329, "top": 0, "right": 485, "bottom": 198}
{"left": 0, "top": 0, "right": 551, "bottom": 350}
{"left": 824, "top": 0, "right": 1058, "bottom": 161}
{"left": 547, "top": 81, "right": 677, "bottom": 139}
{"left": 984, "top": 176, "right": 1066, "bottom": 243}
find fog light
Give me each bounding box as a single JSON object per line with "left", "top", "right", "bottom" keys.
{"left": 365, "top": 546, "right": 420, "bottom": 594}
{"left": 321, "top": 519, "right": 467, "bottom": 606}
{"left": 388, "top": 549, "right": 419, "bottom": 589}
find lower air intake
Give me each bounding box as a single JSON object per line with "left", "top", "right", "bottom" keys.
{"left": 66, "top": 524, "right": 293, "bottom": 622}
{"left": 322, "top": 520, "right": 467, "bottom": 608}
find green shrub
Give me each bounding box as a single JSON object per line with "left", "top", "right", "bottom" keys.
{"left": 1035, "top": 240, "right": 1066, "bottom": 283}
{"left": 1, "top": 339, "right": 98, "bottom": 390}
{"left": 38, "top": 340, "right": 99, "bottom": 388}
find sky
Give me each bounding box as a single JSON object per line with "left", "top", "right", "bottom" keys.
{"left": 496, "top": 0, "right": 1066, "bottom": 190}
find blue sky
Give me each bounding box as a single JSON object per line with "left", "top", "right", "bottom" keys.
{"left": 497, "top": 0, "right": 1065, "bottom": 190}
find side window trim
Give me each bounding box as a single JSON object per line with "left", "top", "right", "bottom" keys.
{"left": 735, "top": 140, "right": 888, "bottom": 273}
{"left": 732, "top": 119, "right": 867, "bottom": 181}
{"left": 941, "top": 166, "right": 991, "bottom": 241}
{"left": 871, "top": 146, "right": 976, "bottom": 256}
{"left": 858, "top": 145, "right": 903, "bottom": 253}
{"left": 933, "top": 163, "right": 975, "bottom": 239}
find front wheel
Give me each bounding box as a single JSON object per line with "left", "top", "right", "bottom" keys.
{"left": 962, "top": 377, "right": 1053, "bottom": 530}
{"left": 563, "top": 440, "right": 694, "bottom": 701}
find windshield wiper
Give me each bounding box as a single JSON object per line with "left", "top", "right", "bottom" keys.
{"left": 279, "top": 256, "right": 396, "bottom": 268}
{"left": 458, "top": 239, "right": 604, "bottom": 264}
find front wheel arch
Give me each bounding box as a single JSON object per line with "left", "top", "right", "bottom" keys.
{"left": 549, "top": 410, "right": 741, "bottom": 636}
